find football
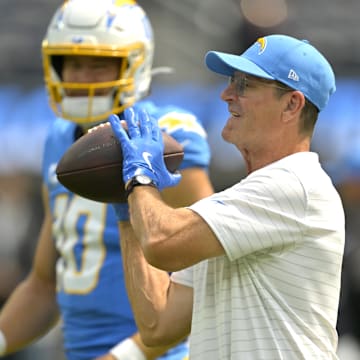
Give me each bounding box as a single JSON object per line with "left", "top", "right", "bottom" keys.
{"left": 56, "top": 122, "right": 184, "bottom": 203}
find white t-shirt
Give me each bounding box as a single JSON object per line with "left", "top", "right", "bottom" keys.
{"left": 171, "top": 152, "right": 345, "bottom": 360}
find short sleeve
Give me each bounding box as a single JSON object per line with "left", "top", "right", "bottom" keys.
{"left": 171, "top": 266, "right": 194, "bottom": 288}
{"left": 189, "top": 167, "right": 307, "bottom": 261}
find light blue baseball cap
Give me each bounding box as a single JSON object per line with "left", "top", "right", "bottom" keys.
{"left": 205, "top": 34, "right": 336, "bottom": 111}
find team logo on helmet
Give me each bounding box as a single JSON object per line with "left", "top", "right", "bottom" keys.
{"left": 256, "top": 37, "right": 267, "bottom": 55}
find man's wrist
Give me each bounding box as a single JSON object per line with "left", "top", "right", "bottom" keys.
{"left": 125, "top": 175, "right": 157, "bottom": 199}
{"left": 0, "top": 330, "right": 7, "bottom": 356}
{"left": 110, "top": 338, "right": 146, "bottom": 360}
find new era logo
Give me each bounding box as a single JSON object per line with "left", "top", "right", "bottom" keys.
{"left": 288, "top": 69, "right": 299, "bottom": 81}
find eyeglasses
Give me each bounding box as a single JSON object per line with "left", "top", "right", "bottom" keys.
{"left": 228, "top": 73, "right": 292, "bottom": 97}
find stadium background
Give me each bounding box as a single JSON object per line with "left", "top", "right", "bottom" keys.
{"left": 0, "top": 0, "right": 360, "bottom": 359}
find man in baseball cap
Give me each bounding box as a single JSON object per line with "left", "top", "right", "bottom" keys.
{"left": 108, "top": 34, "right": 344, "bottom": 359}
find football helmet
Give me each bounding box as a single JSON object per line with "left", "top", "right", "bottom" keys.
{"left": 42, "top": 0, "right": 154, "bottom": 125}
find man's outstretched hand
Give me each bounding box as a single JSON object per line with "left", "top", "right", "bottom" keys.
{"left": 109, "top": 107, "right": 181, "bottom": 191}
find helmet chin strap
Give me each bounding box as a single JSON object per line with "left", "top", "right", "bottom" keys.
{"left": 61, "top": 95, "right": 114, "bottom": 126}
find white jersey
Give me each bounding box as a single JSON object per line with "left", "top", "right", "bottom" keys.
{"left": 171, "top": 152, "right": 345, "bottom": 360}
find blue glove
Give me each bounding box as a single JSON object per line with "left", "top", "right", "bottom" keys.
{"left": 109, "top": 107, "right": 181, "bottom": 191}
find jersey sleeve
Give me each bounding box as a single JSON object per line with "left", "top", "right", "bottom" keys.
{"left": 41, "top": 118, "right": 77, "bottom": 184}
{"left": 42, "top": 120, "right": 61, "bottom": 181}
{"left": 157, "top": 109, "right": 211, "bottom": 170}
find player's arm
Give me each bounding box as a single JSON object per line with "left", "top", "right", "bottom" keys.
{"left": 162, "top": 166, "right": 214, "bottom": 207}
{"left": 0, "top": 185, "right": 59, "bottom": 356}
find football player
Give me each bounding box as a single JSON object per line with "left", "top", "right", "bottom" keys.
{"left": 0, "top": 1, "right": 213, "bottom": 359}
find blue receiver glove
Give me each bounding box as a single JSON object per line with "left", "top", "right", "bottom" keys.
{"left": 109, "top": 107, "right": 181, "bottom": 191}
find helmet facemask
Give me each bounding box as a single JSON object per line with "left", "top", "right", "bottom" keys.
{"left": 42, "top": 0, "right": 154, "bottom": 126}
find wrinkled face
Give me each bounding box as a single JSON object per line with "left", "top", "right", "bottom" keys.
{"left": 62, "top": 55, "right": 121, "bottom": 96}
{"left": 220, "top": 71, "right": 290, "bottom": 153}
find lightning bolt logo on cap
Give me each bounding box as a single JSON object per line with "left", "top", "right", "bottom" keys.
{"left": 256, "top": 37, "right": 267, "bottom": 54}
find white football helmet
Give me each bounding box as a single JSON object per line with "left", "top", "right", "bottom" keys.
{"left": 42, "top": 0, "right": 154, "bottom": 125}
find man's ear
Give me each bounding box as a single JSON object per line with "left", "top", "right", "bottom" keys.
{"left": 282, "top": 91, "right": 305, "bottom": 121}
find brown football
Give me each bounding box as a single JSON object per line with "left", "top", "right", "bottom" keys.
{"left": 56, "top": 122, "right": 184, "bottom": 203}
